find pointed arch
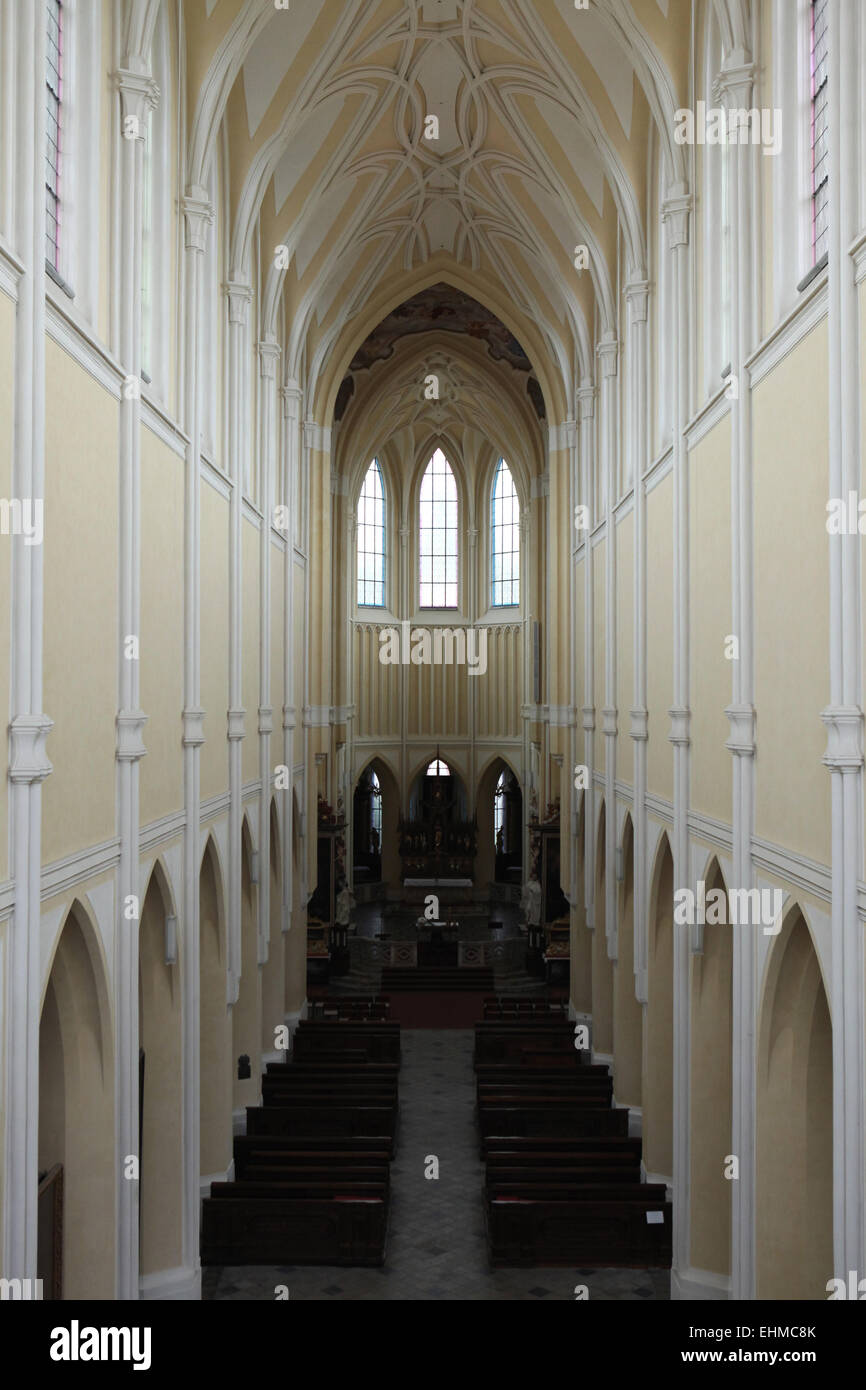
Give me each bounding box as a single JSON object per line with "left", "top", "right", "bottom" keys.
{"left": 490, "top": 457, "right": 520, "bottom": 608}
{"left": 418, "top": 447, "right": 459, "bottom": 609}
{"left": 756, "top": 902, "right": 832, "bottom": 1298}
{"left": 356, "top": 458, "right": 386, "bottom": 608}
{"left": 644, "top": 832, "right": 674, "bottom": 1180}
{"left": 39, "top": 900, "right": 115, "bottom": 1298}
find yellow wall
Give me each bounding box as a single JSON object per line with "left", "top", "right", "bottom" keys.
{"left": 42, "top": 345, "right": 118, "bottom": 865}
{"left": 753, "top": 324, "right": 831, "bottom": 863}
{"left": 200, "top": 484, "right": 229, "bottom": 803}
{"left": 242, "top": 520, "right": 261, "bottom": 783}
{"left": 646, "top": 473, "right": 674, "bottom": 803}
{"left": 140, "top": 432, "right": 184, "bottom": 827}
{"left": 689, "top": 415, "right": 732, "bottom": 824}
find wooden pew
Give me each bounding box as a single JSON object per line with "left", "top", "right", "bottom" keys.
{"left": 201, "top": 1190, "right": 388, "bottom": 1266}
{"left": 485, "top": 1193, "right": 672, "bottom": 1267}
{"left": 479, "top": 1105, "right": 629, "bottom": 1153}
{"left": 246, "top": 1103, "right": 397, "bottom": 1148}
{"left": 233, "top": 1134, "right": 392, "bottom": 1177}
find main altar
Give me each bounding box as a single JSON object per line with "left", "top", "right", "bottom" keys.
{"left": 398, "top": 758, "right": 477, "bottom": 889}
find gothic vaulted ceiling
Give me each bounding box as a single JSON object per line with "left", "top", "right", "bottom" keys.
{"left": 161, "top": 0, "right": 712, "bottom": 448}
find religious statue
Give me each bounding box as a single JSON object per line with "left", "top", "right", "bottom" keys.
{"left": 335, "top": 884, "right": 355, "bottom": 928}
{"left": 521, "top": 877, "right": 542, "bottom": 928}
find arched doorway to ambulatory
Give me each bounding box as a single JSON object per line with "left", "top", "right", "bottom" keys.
{"left": 39, "top": 901, "right": 115, "bottom": 1298}
{"left": 353, "top": 757, "right": 400, "bottom": 893}
{"left": 475, "top": 756, "right": 522, "bottom": 891}
{"left": 756, "top": 905, "right": 832, "bottom": 1300}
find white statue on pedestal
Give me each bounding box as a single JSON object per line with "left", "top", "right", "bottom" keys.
{"left": 335, "top": 885, "right": 355, "bottom": 928}
{"left": 521, "top": 878, "right": 542, "bottom": 928}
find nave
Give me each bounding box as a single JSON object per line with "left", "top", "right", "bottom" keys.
{"left": 202, "top": 1022, "right": 670, "bottom": 1303}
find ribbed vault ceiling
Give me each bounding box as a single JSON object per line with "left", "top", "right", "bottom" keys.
{"left": 137, "top": 0, "right": 744, "bottom": 442}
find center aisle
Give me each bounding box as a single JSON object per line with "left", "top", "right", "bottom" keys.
{"left": 203, "top": 1028, "right": 670, "bottom": 1301}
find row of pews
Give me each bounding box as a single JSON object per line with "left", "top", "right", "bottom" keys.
{"left": 475, "top": 1013, "right": 672, "bottom": 1268}
{"left": 483, "top": 996, "right": 569, "bottom": 1020}
{"left": 201, "top": 1011, "right": 400, "bottom": 1267}
{"left": 308, "top": 994, "right": 392, "bottom": 1021}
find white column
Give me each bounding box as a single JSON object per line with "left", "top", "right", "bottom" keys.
{"left": 598, "top": 335, "right": 618, "bottom": 961}
{"left": 578, "top": 383, "right": 597, "bottom": 930}
{"left": 224, "top": 280, "right": 252, "bottom": 997}
{"left": 179, "top": 186, "right": 212, "bottom": 1294}
{"left": 281, "top": 380, "right": 302, "bottom": 933}
{"left": 257, "top": 337, "right": 280, "bottom": 966}
{"left": 3, "top": 0, "right": 52, "bottom": 1287}
{"left": 823, "top": 0, "right": 866, "bottom": 1287}
{"left": 718, "top": 55, "right": 759, "bottom": 1302}
{"left": 113, "top": 63, "right": 157, "bottom": 1300}
{"left": 662, "top": 184, "right": 693, "bottom": 1281}
{"left": 625, "top": 279, "right": 650, "bottom": 1000}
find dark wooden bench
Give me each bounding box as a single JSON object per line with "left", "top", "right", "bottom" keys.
{"left": 479, "top": 1106, "right": 628, "bottom": 1152}
{"left": 246, "top": 1104, "right": 397, "bottom": 1147}
{"left": 201, "top": 1192, "right": 388, "bottom": 1266}
{"left": 233, "top": 1134, "right": 392, "bottom": 1176}
{"left": 485, "top": 1193, "right": 671, "bottom": 1267}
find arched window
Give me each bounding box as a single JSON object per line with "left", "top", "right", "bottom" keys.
{"left": 426, "top": 759, "right": 450, "bottom": 777}
{"left": 45, "top": 0, "right": 63, "bottom": 271}
{"left": 494, "top": 770, "right": 507, "bottom": 848}
{"left": 357, "top": 459, "right": 386, "bottom": 607}
{"left": 419, "top": 449, "right": 458, "bottom": 608}
{"left": 810, "top": 0, "right": 829, "bottom": 266}
{"left": 491, "top": 458, "right": 520, "bottom": 606}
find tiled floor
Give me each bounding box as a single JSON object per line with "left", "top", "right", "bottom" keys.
{"left": 202, "top": 1030, "right": 671, "bottom": 1302}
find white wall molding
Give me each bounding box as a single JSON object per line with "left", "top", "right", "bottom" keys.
{"left": 746, "top": 271, "right": 828, "bottom": 388}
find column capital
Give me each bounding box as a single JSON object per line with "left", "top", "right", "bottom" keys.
{"left": 8, "top": 714, "right": 54, "bottom": 783}
{"left": 713, "top": 56, "right": 756, "bottom": 109}
{"left": 724, "top": 703, "right": 757, "bottom": 757}
{"left": 821, "top": 705, "right": 864, "bottom": 771}
{"left": 281, "top": 379, "right": 303, "bottom": 419}
{"left": 601, "top": 706, "right": 618, "bottom": 737}
{"left": 227, "top": 708, "right": 247, "bottom": 742}
{"left": 223, "top": 280, "right": 252, "bottom": 325}
{"left": 624, "top": 278, "right": 650, "bottom": 324}
{"left": 581, "top": 705, "right": 596, "bottom": 734}
{"left": 181, "top": 187, "right": 214, "bottom": 254}
{"left": 114, "top": 68, "right": 160, "bottom": 126}
{"left": 258, "top": 706, "right": 274, "bottom": 736}
{"left": 116, "top": 710, "right": 148, "bottom": 762}
{"left": 596, "top": 333, "right": 618, "bottom": 378}
{"left": 577, "top": 383, "right": 596, "bottom": 420}
{"left": 662, "top": 186, "right": 692, "bottom": 250}
{"left": 258, "top": 338, "right": 281, "bottom": 379}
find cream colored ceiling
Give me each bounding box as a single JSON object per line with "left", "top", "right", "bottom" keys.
{"left": 155, "top": 0, "right": 727, "bottom": 449}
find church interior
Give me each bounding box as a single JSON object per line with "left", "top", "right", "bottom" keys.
{"left": 0, "top": 0, "right": 865, "bottom": 1312}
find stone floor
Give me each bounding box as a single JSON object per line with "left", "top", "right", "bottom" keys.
{"left": 202, "top": 1029, "right": 671, "bottom": 1302}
